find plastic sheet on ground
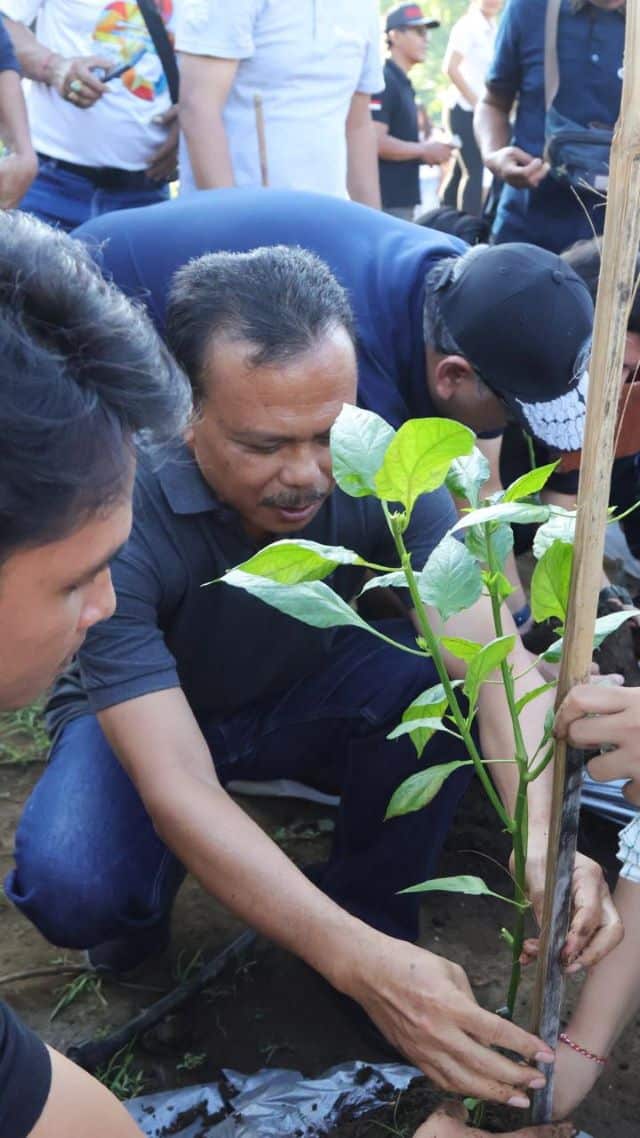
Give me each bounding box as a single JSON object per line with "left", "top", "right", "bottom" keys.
{"left": 125, "top": 1062, "right": 593, "bottom": 1138}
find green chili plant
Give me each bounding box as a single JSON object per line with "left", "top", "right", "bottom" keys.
{"left": 214, "top": 405, "right": 637, "bottom": 1026}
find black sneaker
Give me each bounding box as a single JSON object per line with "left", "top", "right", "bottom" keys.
{"left": 86, "top": 916, "right": 171, "bottom": 976}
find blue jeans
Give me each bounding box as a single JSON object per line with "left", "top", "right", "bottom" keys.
{"left": 19, "top": 156, "right": 169, "bottom": 233}
{"left": 5, "top": 622, "right": 473, "bottom": 947}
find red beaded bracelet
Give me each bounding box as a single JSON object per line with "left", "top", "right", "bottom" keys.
{"left": 559, "top": 1031, "right": 607, "bottom": 1066}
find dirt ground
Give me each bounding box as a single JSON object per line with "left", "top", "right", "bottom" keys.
{"left": 0, "top": 749, "right": 637, "bottom": 1137}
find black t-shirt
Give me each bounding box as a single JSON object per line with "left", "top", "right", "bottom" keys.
{"left": 0, "top": 1000, "right": 52, "bottom": 1137}
{"left": 371, "top": 58, "right": 421, "bottom": 209}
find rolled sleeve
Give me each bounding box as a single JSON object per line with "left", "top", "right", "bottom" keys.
{"left": 356, "top": 3, "right": 384, "bottom": 94}
{"left": 0, "top": 20, "right": 18, "bottom": 72}
{"left": 486, "top": 0, "right": 521, "bottom": 97}
{"left": 175, "top": 0, "right": 258, "bottom": 58}
{"left": 370, "top": 84, "right": 391, "bottom": 126}
{"left": 78, "top": 533, "right": 180, "bottom": 714}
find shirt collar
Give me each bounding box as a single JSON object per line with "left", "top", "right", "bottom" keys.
{"left": 154, "top": 442, "right": 220, "bottom": 516}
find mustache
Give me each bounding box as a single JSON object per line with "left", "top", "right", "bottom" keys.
{"left": 260, "top": 489, "right": 327, "bottom": 509}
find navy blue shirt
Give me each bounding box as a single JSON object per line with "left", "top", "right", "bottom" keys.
{"left": 487, "top": 0, "right": 624, "bottom": 251}
{"left": 47, "top": 444, "right": 457, "bottom": 735}
{"left": 0, "top": 21, "right": 19, "bottom": 73}
{"left": 371, "top": 59, "right": 421, "bottom": 209}
{"left": 0, "top": 1001, "right": 51, "bottom": 1138}
{"left": 74, "top": 189, "right": 465, "bottom": 430}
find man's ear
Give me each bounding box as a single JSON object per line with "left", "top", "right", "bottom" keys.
{"left": 432, "top": 354, "right": 476, "bottom": 401}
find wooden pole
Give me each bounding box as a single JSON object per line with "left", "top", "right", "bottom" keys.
{"left": 531, "top": 6, "right": 640, "bottom": 1123}
{"left": 254, "top": 94, "right": 269, "bottom": 187}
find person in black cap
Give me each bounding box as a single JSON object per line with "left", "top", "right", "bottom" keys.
{"left": 371, "top": 4, "right": 455, "bottom": 220}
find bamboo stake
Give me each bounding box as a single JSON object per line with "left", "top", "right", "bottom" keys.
{"left": 254, "top": 94, "right": 269, "bottom": 187}
{"left": 530, "top": 6, "right": 640, "bottom": 1123}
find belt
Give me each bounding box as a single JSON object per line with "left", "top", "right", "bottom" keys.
{"left": 37, "top": 153, "right": 165, "bottom": 191}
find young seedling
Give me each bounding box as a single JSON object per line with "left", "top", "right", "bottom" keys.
{"left": 214, "top": 407, "right": 636, "bottom": 1099}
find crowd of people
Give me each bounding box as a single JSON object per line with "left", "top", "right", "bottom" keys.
{"left": 0, "top": 1, "right": 637, "bottom": 1137}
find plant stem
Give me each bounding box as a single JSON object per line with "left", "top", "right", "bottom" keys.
{"left": 383, "top": 504, "right": 511, "bottom": 831}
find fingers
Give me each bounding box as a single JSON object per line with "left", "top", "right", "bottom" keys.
{"left": 60, "top": 56, "right": 110, "bottom": 107}
{"left": 562, "top": 857, "right": 623, "bottom": 970}
{"left": 152, "top": 105, "right": 179, "bottom": 126}
{"left": 413, "top": 1103, "right": 468, "bottom": 1138}
{"left": 554, "top": 682, "right": 629, "bottom": 740}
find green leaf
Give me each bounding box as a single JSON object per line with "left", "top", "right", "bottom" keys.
{"left": 464, "top": 635, "right": 516, "bottom": 706}
{"left": 530, "top": 540, "right": 573, "bottom": 624}
{"left": 465, "top": 521, "right": 514, "bottom": 570}
{"left": 385, "top": 761, "right": 472, "bottom": 819}
{"left": 359, "top": 570, "right": 407, "bottom": 595}
{"left": 228, "top": 539, "right": 363, "bottom": 584}
{"left": 387, "top": 681, "right": 455, "bottom": 756}
{"left": 418, "top": 533, "right": 483, "bottom": 622}
{"left": 375, "top": 418, "right": 474, "bottom": 516}
{"left": 503, "top": 462, "right": 559, "bottom": 503}
{"left": 399, "top": 874, "right": 511, "bottom": 903}
{"left": 482, "top": 570, "right": 514, "bottom": 604}
{"left": 440, "top": 636, "right": 482, "bottom": 663}
{"left": 445, "top": 448, "right": 490, "bottom": 507}
{"left": 453, "top": 502, "right": 550, "bottom": 533}
{"left": 532, "top": 510, "right": 576, "bottom": 560}
{"left": 542, "top": 607, "right": 640, "bottom": 662}
{"left": 330, "top": 404, "right": 395, "bottom": 498}
{"left": 514, "top": 682, "right": 555, "bottom": 715}
{"left": 220, "top": 570, "right": 371, "bottom": 631}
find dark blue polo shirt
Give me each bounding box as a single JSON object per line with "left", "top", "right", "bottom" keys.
{"left": 0, "top": 21, "right": 19, "bottom": 73}
{"left": 73, "top": 189, "right": 465, "bottom": 430}
{"left": 46, "top": 443, "right": 457, "bottom": 735}
{"left": 0, "top": 1001, "right": 51, "bottom": 1138}
{"left": 487, "top": 0, "right": 624, "bottom": 251}
{"left": 371, "top": 58, "right": 421, "bottom": 209}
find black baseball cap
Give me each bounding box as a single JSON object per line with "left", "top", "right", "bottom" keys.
{"left": 431, "top": 243, "right": 594, "bottom": 451}
{"left": 386, "top": 5, "right": 440, "bottom": 32}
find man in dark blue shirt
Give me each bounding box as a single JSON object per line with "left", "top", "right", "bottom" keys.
{"left": 0, "top": 17, "right": 37, "bottom": 207}
{"left": 7, "top": 241, "right": 617, "bottom": 1109}
{"left": 475, "top": 0, "right": 625, "bottom": 252}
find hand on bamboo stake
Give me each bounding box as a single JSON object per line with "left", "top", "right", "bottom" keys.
{"left": 555, "top": 680, "right": 640, "bottom": 805}
{"left": 413, "top": 1099, "right": 575, "bottom": 1138}
{"left": 514, "top": 850, "right": 622, "bottom": 971}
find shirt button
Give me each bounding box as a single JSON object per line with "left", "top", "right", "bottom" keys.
{"left": 591, "top": 52, "right": 600, "bottom": 63}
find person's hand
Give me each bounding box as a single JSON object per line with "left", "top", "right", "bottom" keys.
{"left": 421, "top": 139, "right": 456, "bottom": 166}
{"left": 413, "top": 1099, "right": 575, "bottom": 1138}
{"left": 0, "top": 150, "right": 38, "bottom": 208}
{"left": 554, "top": 681, "right": 640, "bottom": 804}
{"left": 518, "top": 850, "right": 623, "bottom": 971}
{"left": 349, "top": 936, "right": 554, "bottom": 1107}
{"left": 146, "top": 105, "right": 179, "bottom": 182}
{"left": 485, "top": 146, "right": 549, "bottom": 189}
{"left": 47, "top": 54, "right": 112, "bottom": 108}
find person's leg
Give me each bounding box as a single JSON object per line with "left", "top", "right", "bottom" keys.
{"left": 440, "top": 104, "right": 463, "bottom": 209}
{"left": 5, "top": 714, "right": 184, "bottom": 957}
{"left": 205, "top": 621, "right": 474, "bottom": 942}
{"left": 18, "top": 160, "right": 95, "bottom": 231}
{"left": 455, "top": 107, "right": 484, "bottom": 217}
{"left": 91, "top": 182, "right": 170, "bottom": 218}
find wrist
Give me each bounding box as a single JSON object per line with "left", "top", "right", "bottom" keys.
{"left": 41, "top": 51, "right": 67, "bottom": 89}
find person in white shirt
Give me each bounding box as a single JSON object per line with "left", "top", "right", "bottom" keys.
{"left": 176, "top": 0, "right": 382, "bottom": 205}
{"left": 3, "top": 0, "right": 178, "bottom": 231}
{"left": 440, "top": 0, "right": 501, "bottom": 215}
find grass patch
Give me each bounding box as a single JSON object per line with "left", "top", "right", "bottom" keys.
{"left": 0, "top": 701, "right": 49, "bottom": 764}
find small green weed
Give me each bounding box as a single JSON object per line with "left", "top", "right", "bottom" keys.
{"left": 50, "top": 972, "right": 107, "bottom": 1021}
{"left": 177, "top": 1051, "right": 207, "bottom": 1072}
{"left": 96, "top": 1041, "right": 146, "bottom": 1100}
{"left": 0, "top": 702, "right": 49, "bottom": 764}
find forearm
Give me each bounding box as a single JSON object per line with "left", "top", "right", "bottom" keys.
{"left": 0, "top": 68, "right": 35, "bottom": 156}
{"left": 377, "top": 134, "right": 424, "bottom": 162}
{"left": 346, "top": 116, "right": 381, "bottom": 207}
{"left": 474, "top": 95, "right": 510, "bottom": 164}
{"left": 149, "top": 769, "right": 367, "bottom": 992}
{"left": 179, "top": 93, "right": 234, "bottom": 188}
{"left": 2, "top": 16, "right": 59, "bottom": 84}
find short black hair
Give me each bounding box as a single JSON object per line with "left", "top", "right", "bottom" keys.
{"left": 562, "top": 238, "right": 640, "bottom": 334}
{"left": 0, "top": 212, "right": 190, "bottom": 563}
{"left": 166, "top": 245, "right": 356, "bottom": 404}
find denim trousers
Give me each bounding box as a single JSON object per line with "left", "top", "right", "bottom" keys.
{"left": 18, "top": 156, "right": 169, "bottom": 233}
{"left": 5, "top": 621, "right": 473, "bottom": 948}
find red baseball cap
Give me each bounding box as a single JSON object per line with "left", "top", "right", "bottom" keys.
{"left": 385, "top": 4, "right": 440, "bottom": 31}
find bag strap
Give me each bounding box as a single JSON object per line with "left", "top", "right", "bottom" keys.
{"left": 137, "top": 0, "right": 179, "bottom": 104}
{"left": 544, "top": 0, "right": 563, "bottom": 110}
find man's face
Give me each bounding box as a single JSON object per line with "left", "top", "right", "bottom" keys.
{"left": 480, "top": 0, "right": 502, "bottom": 17}
{"left": 396, "top": 25, "right": 429, "bottom": 63}
{"left": 0, "top": 496, "right": 132, "bottom": 710}
{"left": 426, "top": 346, "right": 509, "bottom": 435}
{"left": 188, "top": 327, "right": 358, "bottom": 543}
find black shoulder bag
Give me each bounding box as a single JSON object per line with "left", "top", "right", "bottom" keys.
{"left": 137, "top": 0, "right": 179, "bottom": 104}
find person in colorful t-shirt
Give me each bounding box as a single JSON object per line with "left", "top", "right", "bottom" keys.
{"left": 2, "top": 0, "right": 177, "bottom": 229}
